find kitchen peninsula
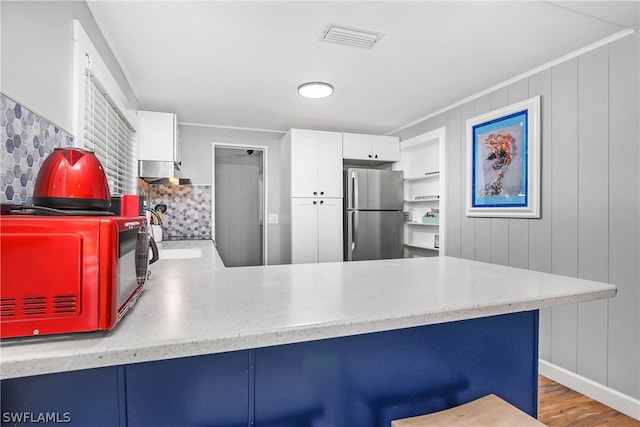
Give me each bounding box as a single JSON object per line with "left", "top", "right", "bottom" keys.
{"left": 1, "top": 240, "right": 615, "bottom": 426}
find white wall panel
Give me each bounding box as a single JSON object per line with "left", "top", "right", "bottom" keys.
{"left": 576, "top": 46, "right": 609, "bottom": 385}
{"left": 550, "top": 58, "right": 580, "bottom": 372}
{"left": 445, "top": 108, "right": 462, "bottom": 258}
{"left": 607, "top": 32, "right": 640, "bottom": 399}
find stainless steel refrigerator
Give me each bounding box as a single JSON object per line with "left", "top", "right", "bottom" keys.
{"left": 344, "top": 168, "right": 404, "bottom": 261}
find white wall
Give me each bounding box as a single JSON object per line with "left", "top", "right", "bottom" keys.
{"left": 0, "top": 1, "right": 139, "bottom": 135}
{"left": 399, "top": 32, "right": 640, "bottom": 406}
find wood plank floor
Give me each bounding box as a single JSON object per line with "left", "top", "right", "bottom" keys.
{"left": 538, "top": 375, "right": 640, "bottom": 426}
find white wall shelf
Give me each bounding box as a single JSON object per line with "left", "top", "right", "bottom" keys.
{"left": 404, "top": 196, "right": 440, "bottom": 202}
{"left": 404, "top": 172, "right": 440, "bottom": 181}
{"left": 404, "top": 242, "right": 439, "bottom": 251}
{"left": 393, "top": 127, "right": 445, "bottom": 258}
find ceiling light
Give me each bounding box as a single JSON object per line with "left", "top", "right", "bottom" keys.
{"left": 298, "top": 82, "right": 334, "bottom": 99}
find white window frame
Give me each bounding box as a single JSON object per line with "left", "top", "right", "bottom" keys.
{"left": 72, "top": 20, "right": 138, "bottom": 195}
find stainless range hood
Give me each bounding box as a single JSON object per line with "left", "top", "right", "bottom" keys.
{"left": 138, "top": 160, "right": 192, "bottom": 185}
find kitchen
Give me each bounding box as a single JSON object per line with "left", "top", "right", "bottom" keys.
{"left": 0, "top": 1, "right": 638, "bottom": 426}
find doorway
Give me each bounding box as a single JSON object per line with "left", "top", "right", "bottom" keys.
{"left": 212, "top": 144, "right": 267, "bottom": 266}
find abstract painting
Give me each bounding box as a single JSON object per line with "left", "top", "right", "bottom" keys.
{"left": 466, "top": 96, "right": 540, "bottom": 218}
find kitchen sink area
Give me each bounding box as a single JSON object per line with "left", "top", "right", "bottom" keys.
{"left": 157, "top": 247, "right": 203, "bottom": 260}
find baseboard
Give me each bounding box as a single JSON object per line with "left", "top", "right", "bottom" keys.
{"left": 539, "top": 360, "right": 640, "bottom": 421}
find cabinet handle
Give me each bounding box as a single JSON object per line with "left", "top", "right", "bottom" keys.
{"left": 313, "top": 191, "right": 317, "bottom": 195}
{"left": 320, "top": 200, "right": 324, "bottom": 205}
{"left": 368, "top": 154, "right": 372, "bottom": 158}
{"left": 374, "top": 154, "right": 378, "bottom": 159}
{"left": 320, "top": 191, "right": 324, "bottom": 195}
{"left": 313, "top": 200, "right": 317, "bottom": 205}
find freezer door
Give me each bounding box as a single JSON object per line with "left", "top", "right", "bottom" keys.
{"left": 345, "top": 210, "right": 404, "bottom": 261}
{"left": 345, "top": 168, "right": 404, "bottom": 210}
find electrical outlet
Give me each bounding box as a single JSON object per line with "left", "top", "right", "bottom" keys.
{"left": 268, "top": 214, "right": 279, "bottom": 224}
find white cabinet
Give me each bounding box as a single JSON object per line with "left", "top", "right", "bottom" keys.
{"left": 290, "top": 129, "right": 343, "bottom": 198}
{"left": 342, "top": 132, "right": 400, "bottom": 162}
{"left": 281, "top": 128, "right": 344, "bottom": 264}
{"left": 291, "top": 197, "right": 343, "bottom": 264}
{"left": 393, "top": 128, "right": 445, "bottom": 256}
{"left": 137, "top": 110, "right": 180, "bottom": 164}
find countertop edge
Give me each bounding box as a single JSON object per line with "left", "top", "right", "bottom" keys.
{"left": 0, "top": 286, "right": 615, "bottom": 380}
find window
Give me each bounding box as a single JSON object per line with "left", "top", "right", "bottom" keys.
{"left": 84, "top": 72, "right": 136, "bottom": 195}
{"left": 72, "top": 20, "right": 138, "bottom": 196}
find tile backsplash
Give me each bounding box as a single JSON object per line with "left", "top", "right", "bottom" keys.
{"left": 1, "top": 93, "right": 211, "bottom": 241}
{"left": 1, "top": 94, "right": 75, "bottom": 205}
{"left": 149, "top": 184, "right": 212, "bottom": 240}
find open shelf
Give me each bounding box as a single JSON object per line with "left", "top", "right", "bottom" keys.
{"left": 404, "top": 171, "right": 440, "bottom": 181}
{"left": 405, "top": 195, "right": 439, "bottom": 202}
{"left": 404, "top": 243, "right": 439, "bottom": 251}
{"left": 394, "top": 128, "right": 445, "bottom": 256}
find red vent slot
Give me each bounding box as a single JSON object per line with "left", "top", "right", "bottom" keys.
{"left": 53, "top": 295, "right": 78, "bottom": 314}
{"left": 1, "top": 298, "right": 16, "bottom": 318}
{"left": 23, "top": 296, "right": 47, "bottom": 316}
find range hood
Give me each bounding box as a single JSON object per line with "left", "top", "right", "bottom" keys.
{"left": 138, "top": 160, "right": 192, "bottom": 185}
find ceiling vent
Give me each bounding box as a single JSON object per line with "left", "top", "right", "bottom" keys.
{"left": 321, "top": 24, "right": 384, "bottom": 49}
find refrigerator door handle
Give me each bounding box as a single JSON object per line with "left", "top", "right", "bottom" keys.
{"left": 351, "top": 211, "right": 357, "bottom": 252}
{"left": 351, "top": 171, "right": 358, "bottom": 210}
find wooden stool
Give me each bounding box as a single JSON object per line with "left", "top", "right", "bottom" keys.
{"left": 391, "top": 394, "right": 547, "bottom": 426}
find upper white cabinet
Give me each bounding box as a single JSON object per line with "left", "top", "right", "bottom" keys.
{"left": 137, "top": 110, "right": 180, "bottom": 164}
{"left": 290, "top": 129, "right": 343, "bottom": 198}
{"left": 342, "top": 132, "right": 400, "bottom": 162}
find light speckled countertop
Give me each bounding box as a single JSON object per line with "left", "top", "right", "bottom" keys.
{"left": 0, "top": 240, "right": 615, "bottom": 379}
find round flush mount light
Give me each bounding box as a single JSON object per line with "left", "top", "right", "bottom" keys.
{"left": 298, "top": 82, "right": 334, "bottom": 99}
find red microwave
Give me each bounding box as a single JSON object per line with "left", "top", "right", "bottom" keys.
{"left": 0, "top": 215, "right": 150, "bottom": 338}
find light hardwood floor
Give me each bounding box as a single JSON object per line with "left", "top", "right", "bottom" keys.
{"left": 538, "top": 375, "right": 640, "bottom": 427}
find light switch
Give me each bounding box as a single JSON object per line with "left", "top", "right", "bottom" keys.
{"left": 268, "top": 214, "right": 279, "bottom": 224}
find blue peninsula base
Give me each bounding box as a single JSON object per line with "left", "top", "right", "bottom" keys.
{"left": 1, "top": 311, "right": 539, "bottom": 427}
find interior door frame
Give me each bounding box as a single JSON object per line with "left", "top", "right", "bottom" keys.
{"left": 212, "top": 142, "right": 269, "bottom": 265}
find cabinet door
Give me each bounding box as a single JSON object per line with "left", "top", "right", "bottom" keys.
{"left": 342, "top": 132, "right": 372, "bottom": 160}
{"left": 317, "top": 131, "right": 343, "bottom": 197}
{"left": 373, "top": 137, "right": 400, "bottom": 162}
{"left": 343, "top": 133, "right": 399, "bottom": 162}
{"left": 291, "top": 198, "right": 319, "bottom": 264}
{"left": 317, "top": 198, "right": 343, "bottom": 263}
{"left": 137, "top": 111, "right": 177, "bottom": 161}
{"left": 291, "top": 130, "right": 319, "bottom": 197}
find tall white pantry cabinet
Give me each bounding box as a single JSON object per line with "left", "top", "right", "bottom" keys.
{"left": 280, "top": 129, "right": 344, "bottom": 264}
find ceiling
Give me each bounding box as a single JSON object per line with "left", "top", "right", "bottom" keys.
{"left": 87, "top": 1, "right": 639, "bottom": 135}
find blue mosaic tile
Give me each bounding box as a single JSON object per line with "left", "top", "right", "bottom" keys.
{"left": 149, "top": 184, "right": 212, "bottom": 240}
{"left": 1, "top": 94, "right": 74, "bottom": 204}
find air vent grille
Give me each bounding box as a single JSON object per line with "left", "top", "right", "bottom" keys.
{"left": 321, "top": 24, "right": 384, "bottom": 49}
{"left": 1, "top": 295, "right": 79, "bottom": 319}
{"left": 54, "top": 295, "right": 78, "bottom": 314}
{"left": 1, "top": 298, "right": 16, "bottom": 318}
{"left": 23, "top": 296, "right": 47, "bottom": 316}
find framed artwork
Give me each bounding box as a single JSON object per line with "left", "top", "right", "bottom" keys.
{"left": 466, "top": 96, "right": 540, "bottom": 218}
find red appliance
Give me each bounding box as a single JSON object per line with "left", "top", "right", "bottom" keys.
{"left": 33, "top": 147, "right": 111, "bottom": 211}
{"left": 0, "top": 215, "right": 150, "bottom": 338}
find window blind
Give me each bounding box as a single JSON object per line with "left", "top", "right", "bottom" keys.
{"left": 83, "top": 70, "right": 136, "bottom": 196}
